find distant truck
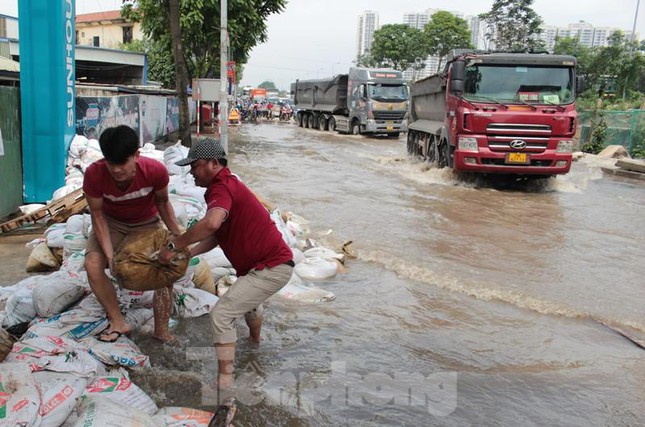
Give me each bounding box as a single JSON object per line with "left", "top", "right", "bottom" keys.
{"left": 250, "top": 88, "right": 268, "bottom": 101}
{"left": 291, "top": 67, "right": 409, "bottom": 136}
{"left": 407, "top": 49, "right": 579, "bottom": 177}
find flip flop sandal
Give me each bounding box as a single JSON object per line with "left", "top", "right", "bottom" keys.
{"left": 97, "top": 330, "right": 127, "bottom": 343}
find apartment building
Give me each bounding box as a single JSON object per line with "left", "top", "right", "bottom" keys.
{"left": 356, "top": 10, "right": 379, "bottom": 58}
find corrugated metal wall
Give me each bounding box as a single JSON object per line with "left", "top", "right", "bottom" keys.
{"left": 0, "top": 86, "right": 22, "bottom": 218}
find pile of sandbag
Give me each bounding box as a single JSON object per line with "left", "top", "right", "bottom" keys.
{"left": 0, "top": 135, "right": 351, "bottom": 423}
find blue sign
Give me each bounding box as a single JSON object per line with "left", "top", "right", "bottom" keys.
{"left": 18, "top": 0, "right": 76, "bottom": 202}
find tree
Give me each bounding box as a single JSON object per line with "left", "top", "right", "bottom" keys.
{"left": 553, "top": 36, "right": 593, "bottom": 81}
{"left": 168, "top": 0, "right": 191, "bottom": 147}
{"left": 479, "top": 0, "right": 545, "bottom": 52}
{"left": 587, "top": 32, "right": 645, "bottom": 97}
{"left": 369, "top": 24, "right": 428, "bottom": 71}
{"left": 121, "top": 39, "right": 175, "bottom": 87}
{"left": 258, "top": 81, "right": 277, "bottom": 91}
{"left": 121, "top": 0, "right": 287, "bottom": 145}
{"left": 424, "top": 11, "right": 473, "bottom": 72}
{"left": 355, "top": 53, "right": 378, "bottom": 68}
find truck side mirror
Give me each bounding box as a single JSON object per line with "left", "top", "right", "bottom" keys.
{"left": 450, "top": 60, "right": 466, "bottom": 95}
{"left": 576, "top": 76, "right": 586, "bottom": 94}
{"left": 451, "top": 60, "right": 466, "bottom": 81}
{"left": 450, "top": 79, "right": 465, "bottom": 94}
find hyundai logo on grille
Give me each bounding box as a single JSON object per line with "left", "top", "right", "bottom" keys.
{"left": 509, "top": 139, "right": 527, "bottom": 149}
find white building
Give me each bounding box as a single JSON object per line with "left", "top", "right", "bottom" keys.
{"left": 356, "top": 10, "right": 379, "bottom": 59}
{"left": 539, "top": 21, "right": 639, "bottom": 51}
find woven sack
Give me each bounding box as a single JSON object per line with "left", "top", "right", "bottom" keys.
{"left": 113, "top": 228, "right": 190, "bottom": 291}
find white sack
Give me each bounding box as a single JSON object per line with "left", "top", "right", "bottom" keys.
{"left": 33, "top": 279, "right": 87, "bottom": 318}
{"left": 293, "top": 257, "right": 338, "bottom": 281}
{"left": 0, "top": 363, "right": 41, "bottom": 426}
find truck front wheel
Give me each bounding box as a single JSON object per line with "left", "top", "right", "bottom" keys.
{"left": 350, "top": 120, "right": 360, "bottom": 135}
{"left": 438, "top": 140, "right": 454, "bottom": 169}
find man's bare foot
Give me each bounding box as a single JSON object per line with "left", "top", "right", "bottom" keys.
{"left": 152, "top": 332, "right": 179, "bottom": 345}
{"left": 248, "top": 335, "right": 261, "bottom": 345}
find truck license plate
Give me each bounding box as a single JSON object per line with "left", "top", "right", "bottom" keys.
{"left": 505, "top": 152, "right": 529, "bottom": 164}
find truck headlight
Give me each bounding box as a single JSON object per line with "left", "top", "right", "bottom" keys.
{"left": 458, "top": 137, "right": 479, "bottom": 152}
{"left": 556, "top": 140, "right": 574, "bottom": 153}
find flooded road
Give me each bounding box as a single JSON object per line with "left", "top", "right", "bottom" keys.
{"left": 151, "top": 122, "right": 645, "bottom": 426}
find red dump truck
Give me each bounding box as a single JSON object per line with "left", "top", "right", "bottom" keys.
{"left": 407, "top": 49, "right": 579, "bottom": 177}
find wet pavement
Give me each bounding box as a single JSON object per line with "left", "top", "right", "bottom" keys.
{"left": 1, "top": 121, "right": 644, "bottom": 426}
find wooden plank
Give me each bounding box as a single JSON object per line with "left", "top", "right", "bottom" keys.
{"left": 0, "top": 188, "right": 86, "bottom": 234}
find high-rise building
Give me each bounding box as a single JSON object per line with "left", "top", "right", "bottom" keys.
{"left": 356, "top": 10, "right": 379, "bottom": 59}
{"left": 402, "top": 12, "right": 429, "bottom": 30}
{"left": 538, "top": 21, "right": 639, "bottom": 51}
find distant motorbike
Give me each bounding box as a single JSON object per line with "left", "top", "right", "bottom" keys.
{"left": 280, "top": 107, "right": 293, "bottom": 121}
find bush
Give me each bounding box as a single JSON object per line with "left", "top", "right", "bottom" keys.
{"left": 582, "top": 112, "right": 607, "bottom": 154}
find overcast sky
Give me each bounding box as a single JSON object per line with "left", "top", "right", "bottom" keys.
{"left": 2, "top": 0, "right": 643, "bottom": 90}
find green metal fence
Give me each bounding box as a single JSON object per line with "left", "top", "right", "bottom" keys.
{"left": 577, "top": 109, "right": 645, "bottom": 157}
{"left": 0, "top": 86, "right": 23, "bottom": 218}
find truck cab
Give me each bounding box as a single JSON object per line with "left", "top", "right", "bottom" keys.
{"left": 408, "top": 50, "right": 578, "bottom": 177}
{"left": 346, "top": 67, "right": 409, "bottom": 136}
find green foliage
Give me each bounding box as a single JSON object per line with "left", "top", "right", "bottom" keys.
{"left": 582, "top": 111, "right": 607, "bottom": 154}
{"left": 369, "top": 24, "right": 428, "bottom": 71}
{"left": 553, "top": 36, "right": 593, "bottom": 79}
{"left": 121, "top": 0, "right": 287, "bottom": 85}
{"left": 424, "top": 11, "right": 473, "bottom": 72}
{"left": 355, "top": 53, "right": 378, "bottom": 68}
{"left": 120, "top": 39, "right": 175, "bottom": 87}
{"left": 258, "top": 81, "right": 277, "bottom": 90}
{"left": 631, "top": 124, "right": 645, "bottom": 158}
{"left": 479, "top": 0, "right": 545, "bottom": 52}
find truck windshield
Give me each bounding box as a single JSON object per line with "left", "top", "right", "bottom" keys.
{"left": 463, "top": 65, "right": 574, "bottom": 105}
{"left": 367, "top": 84, "right": 408, "bottom": 101}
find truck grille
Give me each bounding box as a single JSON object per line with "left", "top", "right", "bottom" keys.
{"left": 373, "top": 111, "right": 406, "bottom": 121}
{"left": 486, "top": 123, "right": 552, "bottom": 153}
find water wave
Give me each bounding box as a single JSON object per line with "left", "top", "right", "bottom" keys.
{"left": 353, "top": 249, "right": 645, "bottom": 334}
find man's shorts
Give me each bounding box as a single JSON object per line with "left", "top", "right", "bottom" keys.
{"left": 85, "top": 215, "right": 161, "bottom": 258}
{"left": 210, "top": 262, "right": 293, "bottom": 344}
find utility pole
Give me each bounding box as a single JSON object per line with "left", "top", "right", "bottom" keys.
{"left": 624, "top": 0, "right": 641, "bottom": 98}
{"left": 219, "top": 0, "right": 229, "bottom": 153}
{"left": 630, "top": 0, "right": 641, "bottom": 58}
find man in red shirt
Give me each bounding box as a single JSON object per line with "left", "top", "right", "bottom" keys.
{"left": 83, "top": 125, "right": 182, "bottom": 343}
{"left": 158, "top": 137, "right": 293, "bottom": 388}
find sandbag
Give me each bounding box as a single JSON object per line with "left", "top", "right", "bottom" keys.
{"left": 33, "top": 278, "right": 86, "bottom": 318}
{"left": 113, "top": 228, "right": 190, "bottom": 291}
{"left": 153, "top": 407, "right": 214, "bottom": 427}
{"left": 293, "top": 257, "right": 338, "bottom": 281}
{"left": 0, "top": 363, "right": 41, "bottom": 426}
{"left": 275, "top": 275, "right": 336, "bottom": 303}
{"left": 192, "top": 257, "right": 216, "bottom": 295}
{"left": 26, "top": 242, "right": 61, "bottom": 272}
{"left": 71, "top": 395, "right": 158, "bottom": 427}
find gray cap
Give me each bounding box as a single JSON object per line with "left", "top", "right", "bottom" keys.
{"left": 175, "top": 138, "right": 227, "bottom": 166}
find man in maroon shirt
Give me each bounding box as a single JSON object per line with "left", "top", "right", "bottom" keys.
{"left": 158, "top": 137, "right": 293, "bottom": 388}
{"left": 83, "top": 125, "right": 182, "bottom": 343}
